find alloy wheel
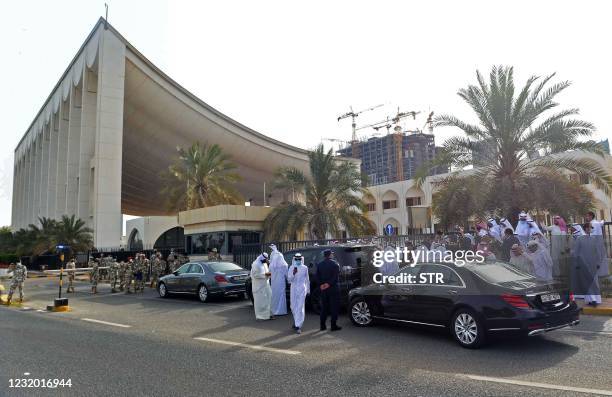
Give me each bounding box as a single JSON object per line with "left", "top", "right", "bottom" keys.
{"left": 159, "top": 283, "right": 167, "bottom": 297}
{"left": 199, "top": 285, "right": 208, "bottom": 302}
{"left": 454, "top": 313, "right": 477, "bottom": 345}
{"left": 351, "top": 301, "right": 372, "bottom": 325}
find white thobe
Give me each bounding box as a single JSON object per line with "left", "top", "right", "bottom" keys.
{"left": 287, "top": 264, "right": 310, "bottom": 328}
{"left": 526, "top": 244, "right": 554, "bottom": 282}
{"left": 381, "top": 246, "right": 400, "bottom": 276}
{"left": 589, "top": 221, "right": 609, "bottom": 276}
{"left": 269, "top": 251, "right": 288, "bottom": 315}
{"left": 250, "top": 260, "right": 272, "bottom": 320}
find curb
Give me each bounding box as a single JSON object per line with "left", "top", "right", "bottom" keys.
{"left": 582, "top": 306, "right": 612, "bottom": 316}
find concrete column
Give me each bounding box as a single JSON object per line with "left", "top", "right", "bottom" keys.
{"left": 56, "top": 98, "right": 70, "bottom": 216}
{"left": 23, "top": 149, "right": 32, "bottom": 227}
{"left": 46, "top": 113, "right": 59, "bottom": 219}
{"left": 11, "top": 157, "right": 19, "bottom": 229}
{"left": 39, "top": 124, "right": 50, "bottom": 217}
{"left": 92, "top": 29, "right": 125, "bottom": 249}
{"left": 17, "top": 159, "right": 25, "bottom": 229}
{"left": 31, "top": 138, "right": 40, "bottom": 223}
{"left": 78, "top": 68, "right": 98, "bottom": 228}
{"left": 66, "top": 83, "right": 82, "bottom": 217}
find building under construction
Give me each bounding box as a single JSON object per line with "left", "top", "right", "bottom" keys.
{"left": 337, "top": 130, "right": 448, "bottom": 185}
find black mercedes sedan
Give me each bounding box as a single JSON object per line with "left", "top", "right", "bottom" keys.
{"left": 348, "top": 261, "right": 580, "bottom": 348}
{"left": 158, "top": 261, "right": 250, "bottom": 302}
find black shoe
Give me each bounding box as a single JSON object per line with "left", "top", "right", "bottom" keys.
{"left": 292, "top": 325, "right": 298, "bottom": 330}
{"left": 331, "top": 325, "right": 342, "bottom": 332}
{"left": 320, "top": 326, "right": 327, "bottom": 331}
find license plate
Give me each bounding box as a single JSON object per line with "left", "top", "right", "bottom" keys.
{"left": 541, "top": 293, "right": 561, "bottom": 303}
{"left": 234, "top": 275, "right": 247, "bottom": 281}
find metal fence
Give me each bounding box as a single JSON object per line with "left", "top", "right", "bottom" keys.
{"left": 232, "top": 233, "right": 444, "bottom": 268}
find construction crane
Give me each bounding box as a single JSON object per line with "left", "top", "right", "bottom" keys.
{"left": 392, "top": 109, "right": 420, "bottom": 124}
{"left": 337, "top": 104, "right": 384, "bottom": 142}
{"left": 322, "top": 137, "right": 351, "bottom": 152}
{"left": 422, "top": 111, "right": 434, "bottom": 134}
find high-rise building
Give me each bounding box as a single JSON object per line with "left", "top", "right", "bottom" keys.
{"left": 337, "top": 131, "right": 448, "bottom": 185}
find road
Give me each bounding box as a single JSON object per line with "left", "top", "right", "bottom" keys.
{"left": 1, "top": 277, "right": 612, "bottom": 397}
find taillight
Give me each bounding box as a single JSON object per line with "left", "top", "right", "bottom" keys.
{"left": 214, "top": 275, "right": 227, "bottom": 283}
{"left": 501, "top": 294, "right": 530, "bottom": 309}
{"left": 569, "top": 293, "right": 575, "bottom": 302}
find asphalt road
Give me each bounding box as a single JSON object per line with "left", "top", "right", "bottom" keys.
{"left": 1, "top": 278, "right": 612, "bottom": 397}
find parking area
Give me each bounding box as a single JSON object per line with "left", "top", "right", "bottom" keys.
{"left": 2, "top": 277, "right": 612, "bottom": 396}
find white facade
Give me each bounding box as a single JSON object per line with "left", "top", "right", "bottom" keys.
{"left": 11, "top": 19, "right": 312, "bottom": 249}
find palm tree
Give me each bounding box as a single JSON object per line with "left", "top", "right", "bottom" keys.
{"left": 263, "top": 144, "right": 376, "bottom": 241}
{"left": 420, "top": 66, "right": 611, "bottom": 226}
{"left": 162, "top": 142, "right": 243, "bottom": 211}
{"left": 54, "top": 215, "right": 93, "bottom": 253}
{"left": 28, "top": 217, "right": 59, "bottom": 255}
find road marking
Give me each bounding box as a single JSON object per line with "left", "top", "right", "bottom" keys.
{"left": 194, "top": 337, "right": 301, "bottom": 355}
{"left": 462, "top": 374, "right": 612, "bottom": 396}
{"left": 559, "top": 329, "right": 612, "bottom": 337}
{"left": 81, "top": 318, "right": 132, "bottom": 328}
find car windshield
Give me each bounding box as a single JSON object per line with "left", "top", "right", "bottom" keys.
{"left": 207, "top": 262, "right": 243, "bottom": 272}
{"left": 466, "top": 261, "right": 534, "bottom": 283}
{"left": 338, "top": 246, "right": 375, "bottom": 269}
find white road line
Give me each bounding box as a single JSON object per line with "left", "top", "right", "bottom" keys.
{"left": 462, "top": 374, "right": 612, "bottom": 396}
{"left": 194, "top": 337, "right": 301, "bottom": 355}
{"left": 559, "top": 329, "right": 612, "bottom": 337}
{"left": 81, "top": 318, "right": 132, "bottom": 328}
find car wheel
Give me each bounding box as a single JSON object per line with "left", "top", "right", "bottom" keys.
{"left": 452, "top": 308, "right": 484, "bottom": 348}
{"left": 158, "top": 282, "right": 168, "bottom": 298}
{"left": 198, "top": 284, "right": 209, "bottom": 303}
{"left": 350, "top": 298, "right": 373, "bottom": 327}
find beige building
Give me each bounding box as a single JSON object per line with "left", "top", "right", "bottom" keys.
{"left": 365, "top": 152, "right": 612, "bottom": 235}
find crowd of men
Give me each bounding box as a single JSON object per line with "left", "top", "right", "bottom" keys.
{"left": 418, "top": 210, "right": 608, "bottom": 307}
{"left": 250, "top": 244, "right": 341, "bottom": 334}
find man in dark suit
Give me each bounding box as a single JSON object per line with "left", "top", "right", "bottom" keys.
{"left": 316, "top": 249, "right": 342, "bottom": 331}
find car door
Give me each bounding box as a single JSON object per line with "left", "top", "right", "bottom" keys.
{"left": 379, "top": 265, "right": 421, "bottom": 320}
{"left": 166, "top": 263, "right": 190, "bottom": 292}
{"left": 411, "top": 264, "right": 465, "bottom": 325}
{"left": 182, "top": 263, "right": 204, "bottom": 293}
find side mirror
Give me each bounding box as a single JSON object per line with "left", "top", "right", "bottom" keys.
{"left": 173, "top": 271, "right": 179, "bottom": 276}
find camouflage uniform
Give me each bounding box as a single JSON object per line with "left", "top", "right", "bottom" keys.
{"left": 150, "top": 255, "right": 162, "bottom": 288}
{"left": 140, "top": 259, "right": 149, "bottom": 292}
{"left": 133, "top": 255, "right": 144, "bottom": 293}
{"left": 167, "top": 252, "right": 176, "bottom": 274}
{"left": 109, "top": 260, "right": 120, "bottom": 292}
{"left": 124, "top": 260, "right": 134, "bottom": 294}
{"left": 7, "top": 263, "right": 27, "bottom": 304}
{"left": 118, "top": 261, "right": 126, "bottom": 291}
{"left": 66, "top": 260, "right": 76, "bottom": 293}
{"left": 90, "top": 259, "right": 99, "bottom": 294}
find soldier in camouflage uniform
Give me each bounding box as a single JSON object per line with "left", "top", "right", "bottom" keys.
{"left": 66, "top": 259, "right": 76, "bottom": 293}
{"left": 124, "top": 258, "right": 135, "bottom": 294}
{"left": 90, "top": 258, "right": 100, "bottom": 294}
{"left": 141, "top": 256, "right": 150, "bottom": 292}
{"left": 118, "top": 260, "right": 127, "bottom": 291}
{"left": 133, "top": 254, "right": 144, "bottom": 293}
{"left": 6, "top": 262, "right": 27, "bottom": 305}
{"left": 109, "top": 258, "right": 120, "bottom": 293}
{"left": 150, "top": 253, "right": 162, "bottom": 288}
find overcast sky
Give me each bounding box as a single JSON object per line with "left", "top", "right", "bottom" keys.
{"left": 1, "top": 0, "right": 610, "bottom": 230}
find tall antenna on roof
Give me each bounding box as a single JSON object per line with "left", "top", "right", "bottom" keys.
{"left": 104, "top": 3, "right": 109, "bottom": 29}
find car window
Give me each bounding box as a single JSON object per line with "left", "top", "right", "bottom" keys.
{"left": 207, "top": 262, "right": 243, "bottom": 272}
{"left": 337, "top": 246, "right": 375, "bottom": 269}
{"left": 175, "top": 263, "right": 191, "bottom": 275}
{"left": 417, "top": 264, "right": 463, "bottom": 287}
{"left": 188, "top": 264, "right": 204, "bottom": 274}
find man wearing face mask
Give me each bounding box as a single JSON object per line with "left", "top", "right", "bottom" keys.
{"left": 287, "top": 253, "right": 310, "bottom": 334}
{"left": 250, "top": 252, "right": 273, "bottom": 320}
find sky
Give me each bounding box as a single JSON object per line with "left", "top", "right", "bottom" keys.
{"left": 1, "top": 0, "right": 611, "bottom": 231}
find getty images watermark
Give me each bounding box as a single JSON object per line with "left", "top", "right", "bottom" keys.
{"left": 370, "top": 248, "right": 486, "bottom": 285}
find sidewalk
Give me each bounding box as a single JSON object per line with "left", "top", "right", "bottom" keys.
{"left": 577, "top": 297, "right": 612, "bottom": 316}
